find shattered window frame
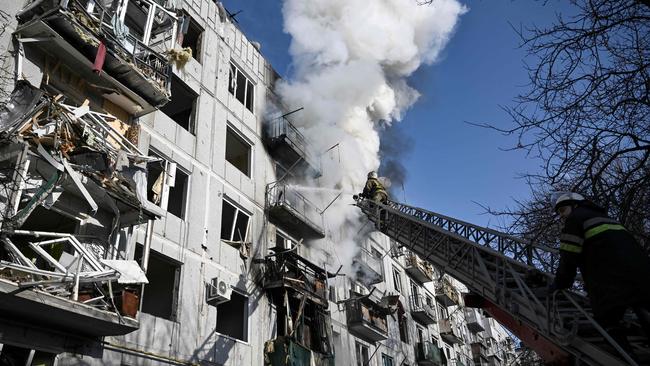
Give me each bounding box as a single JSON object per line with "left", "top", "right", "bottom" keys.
{"left": 228, "top": 61, "right": 255, "bottom": 112}
{"left": 135, "top": 245, "right": 182, "bottom": 321}
{"left": 220, "top": 198, "right": 251, "bottom": 243}
{"left": 275, "top": 229, "right": 297, "bottom": 250}
{"left": 146, "top": 149, "right": 189, "bottom": 219}
{"left": 355, "top": 342, "right": 369, "bottom": 366}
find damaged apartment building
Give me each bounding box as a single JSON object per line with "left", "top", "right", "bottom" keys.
{"left": 0, "top": 1, "right": 518, "bottom": 365}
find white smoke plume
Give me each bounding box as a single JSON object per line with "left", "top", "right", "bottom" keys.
{"left": 276, "top": 0, "right": 466, "bottom": 277}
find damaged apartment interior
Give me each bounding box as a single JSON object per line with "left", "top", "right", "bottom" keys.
{"left": 0, "top": 1, "right": 523, "bottom": 366}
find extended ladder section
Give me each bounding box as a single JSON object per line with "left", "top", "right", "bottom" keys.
{"left": 356, "top": 199, "right": 649, "bottom": 365}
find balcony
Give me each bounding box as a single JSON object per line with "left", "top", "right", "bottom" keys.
{"left": 264, "top": 336, "right": 333, "bottom": 366}
{"left": 415, "top": 342, "right": 445, "bottom": 365}
{"left": 405, "top": 253, "right": 434, "bottom": 283}
{"left": 264, "top": 115, "right": 320, "bottom": 177}
{"left": 435, "top": 278, "right": 459, "bottom": 307}
{"left": 471, "top": 338, "right": 489, "bottom": 364}
{"left": 409, "top": 295, "right": 436, "bottom": 325}
{"left": 352, "top": 248, "right": 383, "bottom": 286}
{"left": 464, "top": 308, "right": 485, "bottom": 333}
{"left": 346, "top": 294, "right": 389, "bottom": 342}
{"left": 263, "top": 250, "right": 329, "bottom": 307}
{"left": 438, "top": 318, "right": 463, "bottom": 345}
{"left": 15, "top": 0, "right": 178, "bottom": 116}
{"left": 267, "top": 182, "right": 325, "bottom": 239}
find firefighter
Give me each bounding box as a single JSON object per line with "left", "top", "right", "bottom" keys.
{"left": 550, "top": 192, "right": 650, "bottom": 354}
{"left": 361, "top": 171, "right": 388, "bottom": 204}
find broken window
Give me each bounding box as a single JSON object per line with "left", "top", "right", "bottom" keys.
{"left": 225, "top": 127, "right": 251, "bottom": 176}
{"left": 160, "top": 75, "right": 197, "bottom": 132}
{"left": 166, "top": 167, "right": 188, "bottom": 219}
{"left": 355, "top": 343, "right": 369, "bottom": 366}
{"left": 146, "top": 151, "right": 188, "bottom": 219}
{"left": 135, "top": 246, "right": 180, "bottom": 321}
{"left": 437, "top": 300, "right": 449, "bottom": 319}
{"left": 178, "top": 14, "right": 203, "bottom": 63}
{"left": 392, "top": 266, "right": 402, "bottom": 293}
{"left": 216, "top": 290, "right": 248, "bottom": 341}
{"left": 220, "top": 199, "right": 250, "bottom": 242}
{"left": 228, "top": 62, "right": 255, "bottom": 112}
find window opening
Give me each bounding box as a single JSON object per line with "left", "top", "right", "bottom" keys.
{"left": 178, "top": 14, "right": 203, "bottom": 63}
{"left": 355, "top": 343, "right": 369, "bottom": 366}
{"left": 382, "top": 354, "right": 394, "bottom": 366}
{"left": 166, "top": 167, "right": 188, "bottom": 219}
{"left": 216, "top": 291, "right": 248, "bottom": 341}
{"left": 225, "top": 127, "right": 251, "bottom": 176}
{"left": 160, "top": 75, "right": 197, "bottom": 132}
{"left": 220, "top": 199, "right": 250, "bottom": 242}
{"left": 392, "top": 266, "right": 402, "bottom": 293}
{"left": 135, "top": 245, "right": 180, "bottom": 320}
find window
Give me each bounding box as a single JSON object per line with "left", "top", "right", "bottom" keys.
{"left": 426, "top": 295, "right": 433, "bottom": 307}
{"left": 160, "top": 75, "right": 197, "bottom": 132}
{"left": 166, "top": 168, "right": 188, "bottom": 219}
{"left": 147, "top": 152, "right": 189, "bottom": 219}
{"left": 225, "top": 127, "right": 252, "bottom": 176}
{"left": 216, "top": 291, "right": 248, "bottom": 341}
{"left": 220, "top": 199, "right": 250, "bottom": 242}
{"left": 437, "top": 300, "right": 448, "bottom": 319}
{"left": 355, "top": 343, "right": 369, "bottom": 366}
{"left": 398, "top": 312, "right": 409, "bottom": 344}
{"left": 228, "top": 62, "right": 254, "bottom": 112}
{"left": 135, "top": 246, "right": 181, "bottom": 320}
{"left": 276, "top": 231, "right": 297, "bottom": 250}
{"left": 392, "top": 266, "right": 402, "bottom": 293}
{"left": 381, "top": 354, "right": 394, "bottom": 366}
{"left": 417, "top": 326, "right": 425, "bottom": 344}
{"left": 410, "top": 280, "right": 420, "bottom": 305}
{"left": 178, "top": 14, "right": 203, "bottom": 63}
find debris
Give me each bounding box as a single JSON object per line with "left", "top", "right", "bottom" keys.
{"left": 166, "top": 47, "right": 193, "bottom": 69}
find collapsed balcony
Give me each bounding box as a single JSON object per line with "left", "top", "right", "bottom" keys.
{"left": 263, "top": 115, "right": 320, "bottom": 178}
{"left": 352, "top": 247, "right": 383, "bottom": 286}
{"left": 438, "top": 318, "right": 463, "bottom": 345}
{"left": 0, "top": 81, "right": 156, "bottom": 337}
{"left": 345, "top": 292, "right": 389, "bottom": 343}
{"left": 415, "top": 341, "right": 446, "bottom": 366}
{"left": 263, "top": 250, "right": 330, "bottom": 307}
{"left": 266, "top": 182, "right": 325, "bottom": 239}
{"left": 435, "top": 277, "right": 459, "bottom": 307}
{"left": 15, "top": 0, "right": 179, "bottom": 116}
{"left": 409, "top": 294, "right": 436, "bottom": 325}
{"left": 405, "top": 253, "right": 434, "bottom": 283}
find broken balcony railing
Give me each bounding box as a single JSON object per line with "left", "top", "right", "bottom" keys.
{"left": 409, "top": 294, "right": 436, "bottom": 325}
{"left": 263, "top": 115, "right": 321, "bottom": 177}
{"left": 405, "top": 252, "right": 434, "bottom": 284}
{"left": 435, "top": 277, "right": 459, "bottom": 307}
{"left": 263, "top": 250, "right": 329, "bottom": 306}
{"left": 15, "top": 0, "right": 179, "bottom": 115}
{"left": 439, "top": 318, "right": 463, "bottom": 345}
{"left": 266, "top": 182, "right": 325, "bottom": 239}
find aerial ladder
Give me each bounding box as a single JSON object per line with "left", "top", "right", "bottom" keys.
{"left": 356, "top": 198, "right": 650, "bottom": 365}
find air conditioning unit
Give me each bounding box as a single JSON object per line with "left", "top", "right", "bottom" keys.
{"left": 206, "top": 277, "right": 232, "bottom": 305}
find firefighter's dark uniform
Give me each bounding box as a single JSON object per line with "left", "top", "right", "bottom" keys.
{"left": 362, "top": 177, "right": 388, "bottom": 204}
{"left": 552, "top": 202, "right": 650, "bottom": 349}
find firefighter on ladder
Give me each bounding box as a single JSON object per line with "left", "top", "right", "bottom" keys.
{"left": 361, "top": 171, "right": 388, "bottom": 204}
{"left": 550, "top": 192, "right": 650, "bottom": 357}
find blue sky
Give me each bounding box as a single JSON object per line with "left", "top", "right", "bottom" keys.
{"left": 221, "top": 0, "right": 574, "bottom": 228}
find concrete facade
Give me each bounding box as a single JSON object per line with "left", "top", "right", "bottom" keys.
{"left": 0, "top": 1, "right": 519, "bottom": 366}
